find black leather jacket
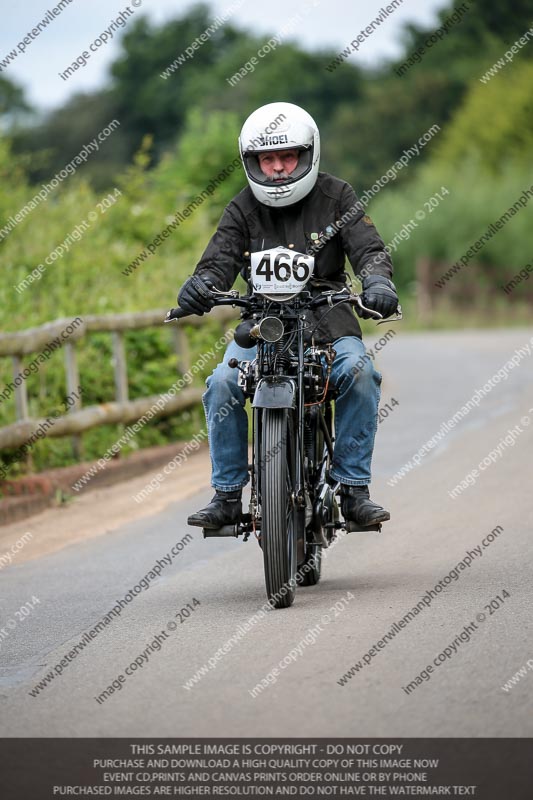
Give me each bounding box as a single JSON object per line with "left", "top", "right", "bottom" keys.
{"left": 194, "top": 172, "right": 393, "bottom": 343}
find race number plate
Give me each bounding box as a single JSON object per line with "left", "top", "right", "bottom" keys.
{"left": 251, "top": 246, "right": 315, "bottom": 296}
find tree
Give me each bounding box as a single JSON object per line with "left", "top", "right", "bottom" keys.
{"left": 10, "top": 0, "right": 533, "bottom": 191}
{"left": 12, "top": 90, "right": 127, "bottom": 189}
{"left": 0, "top": 75, "right": 30, "bottom": 124}
{"left": 433, "top": 60, "right": 533, "bottom": 171}
{"left": 151, "top": 108, "right": 244, "bottom": 223}
{"left": 474, "top": 0, "right": 533, "bottom": 42}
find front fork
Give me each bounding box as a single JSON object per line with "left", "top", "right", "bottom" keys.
{"left": 229, "top": 326, "right": 341, "bottom": 546}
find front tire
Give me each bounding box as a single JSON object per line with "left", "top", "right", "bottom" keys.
{"left": 260, "top": 408, "right": 297, "bottom": 609}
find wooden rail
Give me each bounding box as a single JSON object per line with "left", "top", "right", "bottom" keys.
{"left": 0, "top": 306, "right": 236, "bottom": 453}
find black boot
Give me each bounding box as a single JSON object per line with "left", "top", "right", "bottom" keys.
{"left": 187, "top": 489, "right": 242, "bottom": 530}
{"left": 340, "top": 485, "right": 390, "bottom": 528}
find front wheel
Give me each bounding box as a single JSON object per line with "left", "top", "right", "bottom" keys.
{"left": 260, "top": 408, "right": 297, "bottom": 609}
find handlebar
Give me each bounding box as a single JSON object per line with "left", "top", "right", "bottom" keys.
{"left": 164, "top": 290, "right": 402, "bottom": 324}
{"left": 165, "top": 307, "right": 189, "bottom": 321}
{"left": 164, "top": 296, "right": 251, "bottom": 322}
{"left": 163, "top": 306, "right": 191, "bottom": 322}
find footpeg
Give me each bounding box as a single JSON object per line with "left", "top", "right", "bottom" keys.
{"left": 202, "top": 513, "right": 252, "bottom": 539}
{"left": 203, "top": 525, "right": 241, "bottom": 538}
{"left": 344, "top": 521, "right": 382, "bottom": 533}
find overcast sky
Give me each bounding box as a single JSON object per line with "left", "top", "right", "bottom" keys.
{"left": 1, "top": 0, "right": 451, "bottom": 112}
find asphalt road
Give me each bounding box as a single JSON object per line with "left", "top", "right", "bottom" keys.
{"left": 1, "top": 328, "right": 532, "bottom": 737}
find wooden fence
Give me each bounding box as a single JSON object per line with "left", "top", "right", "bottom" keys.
{"left": 0, "top": 307, "right": 236, "bottom": 453}
{"left": 415, "top": 257, "right": 533, "bottom": 321}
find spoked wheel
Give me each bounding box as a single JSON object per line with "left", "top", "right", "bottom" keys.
{"left": 260, "top": 408, "right": 297, "bottom": 609}
{"left": 297, "top": 402, "right": 332, "bottom": 587}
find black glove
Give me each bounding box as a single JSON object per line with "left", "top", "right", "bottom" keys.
{"left": 360, "top": 274, "right": 399, "bottom": 319}
{"left": 177, "top": 275, "right": 216, "bottom": 316}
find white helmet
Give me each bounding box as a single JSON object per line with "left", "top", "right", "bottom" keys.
{"left": 239, "top": 101, "right": 320, "bottom": 207}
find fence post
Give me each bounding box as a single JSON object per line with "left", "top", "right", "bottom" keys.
{"left": 12, "top": 355, "right": 33, "bottom": 472}
{"left": 416, "top": 257, "right": 434, "bottom": 322}
{"left": 173, "top": 326, "right": 191, "bottom": 374}
{"left": 12, "top": 355, "right": 29, "bottom": 421}
{"left": 112, "top": 331, "right": 129, "bottom": 403}
{"left": 64, "top": 341, "right": 83, "bottom": 459}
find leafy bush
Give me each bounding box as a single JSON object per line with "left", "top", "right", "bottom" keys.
{"left": 0, "top": 124, "right": 242, "bottom": 475}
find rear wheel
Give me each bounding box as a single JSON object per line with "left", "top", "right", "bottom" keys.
{"left": 298, "top": 405, "right": 327, "bottom": 587}
{"left": 260, "top": 408, "right": 297, "bottom": 609}
{"left": 297, "top": 544, "right": 321, "bottom": 586}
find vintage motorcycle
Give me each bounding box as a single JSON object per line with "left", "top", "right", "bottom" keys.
{"left": 166, "top": 246, "right": 401, "bottom": 609}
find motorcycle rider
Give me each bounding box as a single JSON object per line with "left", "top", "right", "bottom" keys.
{"left": 177, "top": 102, "right": 399, "bottom": 531}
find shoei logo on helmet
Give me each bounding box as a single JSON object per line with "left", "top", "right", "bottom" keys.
{"left": 256, "top": 134, "right": 289, "bottom": 147}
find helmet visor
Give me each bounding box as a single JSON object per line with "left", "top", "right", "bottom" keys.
{"left": 242, "top": 145, "right": 313, "bottom": 187}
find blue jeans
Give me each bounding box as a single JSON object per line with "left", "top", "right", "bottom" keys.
{"left": 202, "top": 336, "right": 382, "bottom": 491}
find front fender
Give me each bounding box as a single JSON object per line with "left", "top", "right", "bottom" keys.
{"left": 252, "top": 378, "right": 296, "bottom": 409}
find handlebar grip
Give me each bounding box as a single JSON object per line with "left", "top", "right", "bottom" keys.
{"left": 164, "top": 306, "right": 191, "bottom": 322}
